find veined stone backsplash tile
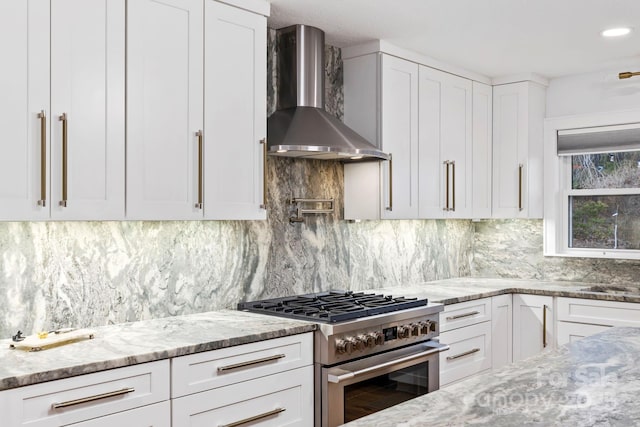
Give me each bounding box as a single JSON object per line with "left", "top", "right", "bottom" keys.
{"left": 471, "top": 219, "right": 640, "bottom": 284}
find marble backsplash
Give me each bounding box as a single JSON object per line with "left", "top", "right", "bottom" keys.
{"left": 0, "top": 31, "right": 638, "bottom": 339}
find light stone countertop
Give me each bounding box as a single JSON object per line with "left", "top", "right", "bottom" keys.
{"left": 368, "top": 277, "right": 640, "bottom": 305}
{"left": 0, "top": 310, "right": 315, "bottom": 391}
{"left": 343, "top": 326, "right": 640, "bottom": 427}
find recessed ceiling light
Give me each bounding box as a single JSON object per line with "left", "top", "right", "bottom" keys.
{"left": 601, "top": 27, "right": 631, "bottom": 37}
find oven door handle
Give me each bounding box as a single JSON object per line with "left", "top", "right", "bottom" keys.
{"left": 327, "top": 341, "right": 450, "bottom": 384}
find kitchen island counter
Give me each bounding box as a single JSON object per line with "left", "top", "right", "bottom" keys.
{"left": 343, "top": 326, "right": 640, "bottom": 427}
{"left": 0, "top": 310, "right": 315, "bottom": 391}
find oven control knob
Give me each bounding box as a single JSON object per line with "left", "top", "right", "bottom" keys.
{"left": 370, "top": 331, "right": 385, "bottom": 346}
{"left": 362, "top": 333, "right": 376, "bottom": 348}
{"left": 411, "top": 323, "right": 420, "bottom": 336}
{"left": 354, "top": 335, "right": 367, "bottom": 351}
{"left": 336, "top": 338, "right": 354, "bottom": 355}
{"left": 420, "top": 321, "right": 432, "bottom": 335}
{"left": 397, "top": 325, "right": 410, "bottom": 339}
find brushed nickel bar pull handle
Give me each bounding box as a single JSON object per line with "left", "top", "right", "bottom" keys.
{"left": 219, "top": 408, "right": 286, "bottom": 427}
{"left": 260, "top": 137, "right": 267, "bottom": 209}
{"left": 385, "top": 153, "right": 393, "bottom": 211}
{"left": 58, "top": 113, "right": 68, "bottom": 207}
{"left": 37, "top": 110, "right": 47, "bottom": 207}
{"left": 518, "top": 163, "right": 523, "bottom": 211}
{"left": 52, "top": 387, "right": 134, "bottom": 409}
{"left": 446, "top": 347, "right": 480, "bottom": 361}
{"left": 328, "top": 342, "right": 450, "bottom": 384}
{"left": 195, "top": 130, "right": 203, "bottom": 209}
{"left": 443, "top": 160, "right": 450, "bottom": 211}
{"left": 543, "top": 304, "right": 548, "bottom": 348}
{"left": 446, "top": 310, "right": 480, "bottom": 321}
{"left": 217, "top": 353, "right": 285, "bottom": 372}
{"left": 451, "top": 160, "right": 456, "bottom": 212}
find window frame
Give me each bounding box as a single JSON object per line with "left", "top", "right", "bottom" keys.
{"left": 544, "top": 109, "right": 640, "bottom": 260}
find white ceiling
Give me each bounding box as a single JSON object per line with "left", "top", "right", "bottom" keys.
{"left": 268, "top": 0, "right": 640, "bottom": 79}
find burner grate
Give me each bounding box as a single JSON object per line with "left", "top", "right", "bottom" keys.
{"left": 238, "top": 291, "right": 428, "bottom": 323}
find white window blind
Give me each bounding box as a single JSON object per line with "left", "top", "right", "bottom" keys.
{"left": 557, "top": 123, "right": 640, "bottom": 156}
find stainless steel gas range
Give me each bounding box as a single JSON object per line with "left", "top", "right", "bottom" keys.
{"left": 238, "top": 291, "right": 449, "bottom": 427}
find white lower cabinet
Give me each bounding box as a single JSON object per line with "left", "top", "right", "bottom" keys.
{"left": 491, "top": 294, "right": 512, "bottom": 369}
{"left": 556, "top": 297, "right": 640, "bottom": 346}
{"left": 69, "top": 401, "right": 170, "bottom": 427}
{"left": 0, "top": 360, "right": 169, "bottom": 427}
{"left": 439, "top": 320, "right": 492, "bottom": 387}
{"left": 513, "top": 294, "right": 554, "bottom": 361}
{"left": 171, "top": 333, "right": 314, "bottom": 427}
{"left": 172, "top": 366, "right": 312, "bottom": 426}
{"left": 438, "top": 298, "right": 492, "bottom": 387}
{"left": 556, "top": 321, "right": 610, "bottom": 346}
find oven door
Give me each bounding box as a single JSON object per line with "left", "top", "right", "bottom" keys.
{"left": 321, "top": 340, "right": 448, "bottom": 427}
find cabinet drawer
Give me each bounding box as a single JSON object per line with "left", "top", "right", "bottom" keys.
{"left": 0, "top": 360, "right": 169, "bottom": 427}
{"left": 172, "top": 366, "right": 313, "bottom": 427}
{"left": 556, "top": 321, "right": 611, "bottom": 347}
{"left": 557, "top": 297, "right": 640, "bottom": 327}
{"left": 440, "top": 298, "right": 491, "bottom": 332}
{"left": 69, "top": 401, "right": 170, "bottom": 427}
{"left": 171, "top": 333, "right": 313, "bottom": 398}
{"left": 439, "top": 321, "right": 492, "bottom": 386}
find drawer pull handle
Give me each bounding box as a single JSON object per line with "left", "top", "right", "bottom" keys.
{"left": 51, "top": 387, "right": 135, "bottom": 409}
{"left": 218, "top": 353, "right": 285, "bottom": 372}
{"left": 219, "top": 407, "right": 285, "bottom": 427}
{"left": 446, "top": 311, "right": 480, "bottom": 321}
{"left": 446, "top": 347, "right": 480, "bottom": 361}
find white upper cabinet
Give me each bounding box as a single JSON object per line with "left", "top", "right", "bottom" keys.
{"left": 127, "top": 0, "right": 204, "bottom": 220}
{"left": 418, "top": 66, "right": 473, "bottom": 218}
{"left": 50, "top": 0, "right": 125, "bottom": 220}
{"left": 204, "top": 0, "right": 267, "bottom": 220}
{"left": 381, "top": 55, "right": 420, "bottom": 219}
{"left": 0, "top": 0, "right": 49, "bottom": 221}
{"left": 343, "top": 53, "right": 419, "bottom": 220}
{"left": 471, "top": 81, "right": 493, "bottom": 218}
{"left": 492, "top": 81, "right": 546, "bottom": 218}
{"left": 344, "top": 52, "right": 492, "bottom": 220}
{"left": 0, "top": 0, "right": 124, "bottom": 221}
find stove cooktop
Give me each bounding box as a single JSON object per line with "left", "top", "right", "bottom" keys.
{"left": 237, "top": 291, "right": 428, "bottom": 323}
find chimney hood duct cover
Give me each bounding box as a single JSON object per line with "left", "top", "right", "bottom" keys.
{"left": 267, "top": 25, "right": 388, "bottom": 161}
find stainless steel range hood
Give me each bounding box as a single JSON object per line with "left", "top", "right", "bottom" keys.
{"left": 268, "top": 25, "right": 389, "bottom": 161}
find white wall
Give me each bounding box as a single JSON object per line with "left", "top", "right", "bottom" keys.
{"left": 546, "top": 59, "right": 640, "bottom": 118}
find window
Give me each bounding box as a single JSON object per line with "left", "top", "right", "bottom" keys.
{"left": 544, "top": 113, "right": 640, "bottom": 259}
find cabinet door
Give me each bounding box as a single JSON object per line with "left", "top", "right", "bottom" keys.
{"left": 204, "top": 1, "right": 267, "bottom": 220}
{"left": 491, "top": 294, "right": 512, "bottom": 369}
{"left": 0, "top": 0, "right": 49, "bottom": 220}
{"left": 50, "top": 0, "right": 125, "bottom": 219}
{"left": 492, "top": 82, "right": 545, "bottom": 219}
{"left": 556, "top": 321, "right": 610, "bottom": 346}
{"left": 471, "top": 81, "right": 492, "bottom": 218}
{"left": 381, "top": 55, "right": 419, "bottom": 219}
{"left": 513, "top": 294, "right": 554, "bottom": 361}
{"left": 69, "top": 401, "right": 170, "bottom": 427}
{"left": 172, "top": 366, "right": 313, "bottom": 427}
{"left": 492, "top": 83, "right": 528, "bottom": 218}
{"left": 127, "top": 0, "right": 204, "bottom": 220}
{"left": 418, "top": 66, "right": 472, "bottom": 218}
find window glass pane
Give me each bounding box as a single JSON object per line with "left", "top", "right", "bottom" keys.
{"left": 570, "top": 195, "right": 640, "bottom": 249}
{"left": 572, "top": 152, "right": 640, "bottom": 189}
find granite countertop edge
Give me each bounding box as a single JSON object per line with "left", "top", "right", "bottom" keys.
{"left": 0, "top": 311, "right": 316, "bottom": 392}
